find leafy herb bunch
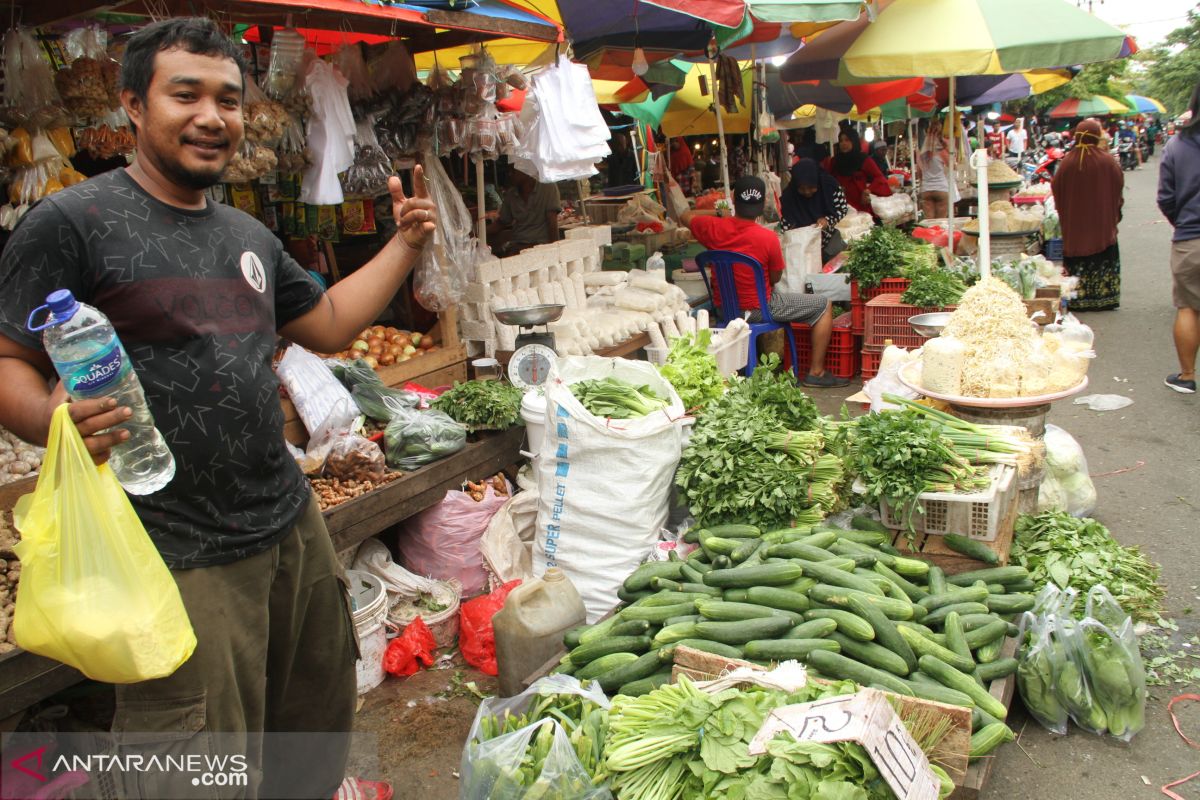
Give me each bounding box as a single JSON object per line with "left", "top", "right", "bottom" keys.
{"left": 431, "top": 380, "right": 524, "bottom": 430}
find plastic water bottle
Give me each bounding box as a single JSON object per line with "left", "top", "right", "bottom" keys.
{"left": 28, "top": 289, "right": 175, "bottom": 495}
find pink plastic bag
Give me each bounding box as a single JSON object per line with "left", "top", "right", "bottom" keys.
{"left": 459, "top": 580, "right": 521, "bottom": 676}
{"left": 398, "top": 484, "right": 509, "bottom": 596}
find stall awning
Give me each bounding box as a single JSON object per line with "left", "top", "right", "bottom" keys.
{"left": 21, "top": 0, "right": 561, "bottom": 51}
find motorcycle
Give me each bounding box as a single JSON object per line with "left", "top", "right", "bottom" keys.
{"left": 1117, "top": 138, "right": 1138, "bottom": 171}
{"left": 1027, "top": 146, "right": 1066, "bottom": 183}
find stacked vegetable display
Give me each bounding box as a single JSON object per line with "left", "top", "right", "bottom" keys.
{"left": 554, "top": 520, "right": 1034, "bottom": 763}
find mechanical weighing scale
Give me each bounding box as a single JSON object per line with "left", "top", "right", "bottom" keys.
{"left": 494, "top": 304, "right": 564, "bottom": 389}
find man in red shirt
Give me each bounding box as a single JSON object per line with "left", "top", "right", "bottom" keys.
{"left": 681, "top": 175, "right": 848, "bottom": 388}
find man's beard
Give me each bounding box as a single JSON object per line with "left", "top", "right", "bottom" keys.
{"left": 161, "top": 156, "right": 227, "bottom": 191}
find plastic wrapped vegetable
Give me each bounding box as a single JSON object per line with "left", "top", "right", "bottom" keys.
{"left": 351, "top": 383, "right": 419, "bottom": 423}
{"left": 384, "top": 408, "right": 466, "bottom": 470}
{"left": 1016, "top": 611, "right": 1070, "bottom": 735}
{"left": 1077, "top": 587, "right": 1146, "bottom": 741}
{"left": 1054, "top": 614, "right": 1108, "bottom": 735}
{"left": 1040, "top": 424, "right": 1096, "bottom": 517}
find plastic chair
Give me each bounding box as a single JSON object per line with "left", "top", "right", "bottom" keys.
{"left": 695, "top": 249, "right": 800, "bottom": 379}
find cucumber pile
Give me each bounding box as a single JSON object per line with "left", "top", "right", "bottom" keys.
{"left": 555, "top": 517, "right": 1035, "bottom": 762}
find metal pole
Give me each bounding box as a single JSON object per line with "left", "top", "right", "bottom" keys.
{"left": 974, "top": 143, "right": 991, "bottom": 279}
{"left": 708, "top": 55, "right": 732, "bottom": 204}
{"left": 475, "top": 157, "right": 487, "bottom": 244}
{"left": 945, "top": 77, "right": 956, "bottom": 253}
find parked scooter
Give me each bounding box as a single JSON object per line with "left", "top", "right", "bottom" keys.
{"left": 1028, "top": 145, "right": 1066, "bottom": 182}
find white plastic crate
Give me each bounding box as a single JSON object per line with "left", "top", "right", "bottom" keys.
{"left": 644, "top": 326, "right": 749, "bottom": 377}
{"left": 879, "top": 464, "right": 1017, "bottom": 542}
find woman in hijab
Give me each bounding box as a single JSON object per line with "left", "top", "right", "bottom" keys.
{"left": 1051, "top": 117, "right": 1125, "bottom": 310}
{"left": 822, "top": 126, "right": 892, "bottom": 213}
{"left": 916, "top": 118, "right": 952, "bottom": 219}
{"left": 668, "top": 137, "right": 694, "bottom": 195}
{"left": 781, "top": 158, "right": 849, "bottom": 260}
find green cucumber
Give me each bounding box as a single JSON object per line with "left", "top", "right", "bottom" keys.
{"left": 706, "top": 524, "right": 762, "bottom": 539}
{"left": 927, "top": 566, "right": 947, "bottom": 595}
{"left": 1005, "top": 580, "right": 1039, "bottom": 594}
{"left": 946, "top": 566, "right": 1030, "bottom": 587}
{"left": 686, "top": 547, "right": 711, "bottom": 565}
{"left": 746, "top": 586, "right": 811, "bottom": 613}
{"left": 807, "top": 584, "right": 916, "bottom": 620}
{"left": 971, "top": 706, "right": 1003, "bottom": 732}
{"left": 610, "top": 620, "right": 653, "bottom": 638}
{"left": 722, "top": 589, "right": 749, "bottom": 602}
{"left": 985, "top": 584, "right": 1006, "bottom": 595}
{"left": 963, "top": 620, "right": 1009, "bottom": 650}
{"left": 890, "top": 555, "right": 932, "bottom": 578}
{"left": 617, "top": 671, "right": 673, "bottom": 697}
{"left": 651, "top": 576, "right": 682, "bottom": 592}
{"left": 702, "top": 563, "right": 805, "bottom": 588}
{"left": 807, "top": 650, "right": 912, "bottom": 695}
{"left": 829, "top": 633, "right": 911, "bottom": 676}
{"left": 901, "top": 679, "right": 976, "bottom": 708}
{"left": 851, "top": 515, "right": 890, "bottom": 533}
{"left": 597, "top": 651, "right": 663, "bottom": 692}
{"left": 765, "top": 542, "right": 841, "bottom": 562}
{"left": 969, "top": 722, "right": 1015, "bottom": 759}
{"left": 652, "top": 622, "right": 699, "bottom": 645}
{"left": 847, "top": 594, "right": 917, "bottom": 674}
{"left": 897, "top": 626, "right": 975, "bottom": 673}
{"left": 663, "top": 615, "right": 701, "bottom": 627}
{"left": 677, "top": 582, "right": 723, "bottom": 597}
{"left": 919, "top": 655, "right": 1008, "bottom": 720}
{"left": 835, "top": 528, "right": 891, "bottom": 546}
{"left": 730, "top": 538, "right": 762, "bottom": 564}
{"left": 699, "top": 530, "right": 741, "bottom": 557}
{"left": 620, "top": 602, "right": 697, "bottom": 623}
{"left": 804, "top": 609, "right": 876, "bottom": 641}
{"left": 919, "top": 584, "right": 991, "bottom": 611}
{"left": 941, "top": 533, "right": 1000, "bottom": 565}
{"left": 973, "top": 638, "right": 1004, "bottom": 664}
{"left": 575, "top": 651, "right": 639, "bottom": 681}
{"left": 985, "top": 594, "right": 1035, "bottom": 615}
{"left": 697, "top": 600, "right": 801, "bottom": 624}
{"left": 569, "top": 635, "right": 652, "bottom": 666}
{"left": 873, "top": 563, "right": 930, "bottom": 602}
{"left": 975, "top": 658, "right": 1018, "bottom": 683}
{"left": 617, "top": 587, "right": 652, "bottom": 603}
{"left": 578, "top": 615, "right": 622, "bottom": 645}
{"left": 922, "top": 602, "right": 991, "bottom": 628}
{"left": 943, "top": 611, "right": 974, "bottom": 664}
{"left": 830, "top": 548, "right": 879, "bottom": 568}
{"left": 801, "top": 531, "right": 841, "bottom": 549}
{"left": 960, "top": 614, "right": 1017, "bottom": 636}
{"left": 798, "top": 561, "right": 886, "bottom": 596}
{"left": 670, "top": 639, "right": 744, "bottom": 659}
{"left": 635, "top": 591, "right": 709, "bottom": 607}
{"left": 785, "top": 618, "right": 838, "bottom": 640}
{"left": 743, "top": 639, "right": 840, "bottom": 661}
{"left": 623, "top": 561, "right": 685, "bottom": 592}
{"left": 682, "top": 528, "right": 701, "bottom": 544}
{"left": 762, "top": 529, "right": 813, "bottom": 545}
{"left": 563, "top": 625, "right": 587, "bottom": 649}
{"left": 694, "top": 616, "right": 793, "bottom": 645}
{"left": 679, "top": 563, "right": 704, "bottom": 583}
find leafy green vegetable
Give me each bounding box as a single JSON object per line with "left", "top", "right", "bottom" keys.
{"left": 677, "top": 360, "right": 841, "bottom": 529}
{"left": 571, "top": 377, "right": 670, "bottom": 419}
{"left": 431, "top": 380, "right": 524, "bottom": 430}
{"left": 899, "top": 268, "right": 967, "bottom": 309}
{"left": 845, "top": 411, "right": 989, "bottom": 536}
{"left": 1012, "top": 512, "right": 1165, "bottom": 621}
{"left": 842, "top": 226, "right": 916, "bottom": 289}
{"left": 658, "top": 329, "right": 726, "bottom": 413}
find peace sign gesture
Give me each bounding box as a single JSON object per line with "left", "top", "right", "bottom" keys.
{"left": 389, "top": 164, "right": 438, "bottom": 251}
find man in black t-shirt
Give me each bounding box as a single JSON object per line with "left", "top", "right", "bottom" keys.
{"left": 0, "top": 18, "right": 436, "bottom": 800}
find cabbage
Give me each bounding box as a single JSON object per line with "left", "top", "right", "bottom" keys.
{"left": 1038, "top": 475, "right": 1068, "bottom": 513}
{"left": 1044, "top": 424, "right": 1086, "bottom": 477}
{"left": 1060, "top": 472, "right": 1098, "bottom": 517}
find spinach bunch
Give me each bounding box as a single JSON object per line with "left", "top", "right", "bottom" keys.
{"left": 431, "top": 380, "right": 524, "bottom": 430}
{"left": 727, "top": 354, "right": 821, "bottom": 431}
{"left": 900, "top": 268, "right": 967, "bottom": 309}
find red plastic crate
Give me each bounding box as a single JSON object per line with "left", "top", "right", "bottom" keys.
{"left": 791, "top": 312, "right": 860, "bottom": 379}
{"left": 861, "top": 345, "right": 883, "bottom": 380}
{"left": 863, "top": 294, "right": 958, "bottom": 349}
{"left": 849, "top": 278, "right": 911, "bottom": 333}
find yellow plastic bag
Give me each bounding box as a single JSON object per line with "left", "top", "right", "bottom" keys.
{"left": 12, "top": 404, "right": 196, "bottom": 683}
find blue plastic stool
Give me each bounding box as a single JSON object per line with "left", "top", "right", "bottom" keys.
{"left": 696, "top": 249, "right": 800, "bottom": 379}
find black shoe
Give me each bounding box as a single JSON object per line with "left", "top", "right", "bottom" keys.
{"left": 1165, "top": 374, "right": 1196, "bottom": 394}
{"left": 802, "top": 372, "right": 850, "bottom": 388}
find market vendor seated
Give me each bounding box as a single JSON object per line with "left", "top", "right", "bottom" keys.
{"left": 487, "top": 168, "right": 561, "bottom": 257}
{"left": 679, "top": 175, "right": 849, "bottom": 388}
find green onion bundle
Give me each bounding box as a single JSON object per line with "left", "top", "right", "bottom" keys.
{"left": 884, "top": 394, "right": 1044, "bottom": 475}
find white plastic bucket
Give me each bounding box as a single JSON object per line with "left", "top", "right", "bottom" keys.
{"left": 347, "top": 570, "right": 388, "bottom": 695}
{"left": 521, "top": 390, "right": 547, "bottom": 457}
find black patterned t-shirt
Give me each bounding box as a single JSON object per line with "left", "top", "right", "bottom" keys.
{"left": 0, "top": 168, "right": 325, "bottom": 568}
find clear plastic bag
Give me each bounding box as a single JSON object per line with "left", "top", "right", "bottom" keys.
{"left": 1054, "top": 614, "right": 1109, "bottom": 735}
{"left": 333, "top": 41, "right": 373, "bottom": 102}
{"left": 12, "top": 404, "right": 196, "bottom": 682}
{"left": 413, "top": 154, "right": 474, "bottom": 311}
{"left": 341, "top": 120, "right": 393, "bottom": 199}
{"left": 384, "top": 407, "right": 467, "bottom": 470}
{"left": 1077, "top": 587, "right": 1146, "bottom": 741}
{"left": 351, "top": 383, "right": 419, "bottom": 423}
{"left": 323, "top": 433, "right": 386, "bottom": 482}
{"left": 1, "top": 28, "right": 65, "bottom": 128}
{"left": 243, "top": 78, "right": 289, "bottom": 146}
{"left": 265, "top": 29, "right": 307, "bottom": 100}
{"left": 1041, "top": 424, "right": 1096, "bottom": 517}
{"left": 1017, "top": 611, "right": 1070, "bottom": 735}
{"left": 460, "top": 675, "right": 612, "bottom": 800}
{"left": 275, "top": 345, "right": 358, "bottom": 437}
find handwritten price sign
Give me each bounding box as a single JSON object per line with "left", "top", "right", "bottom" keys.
{"left": 747, "top": 689, "right": 941, "bottom": 800}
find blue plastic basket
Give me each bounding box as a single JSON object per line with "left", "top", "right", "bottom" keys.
{"left": 1044, "top": 238, "right": 1064, "bottom": 261}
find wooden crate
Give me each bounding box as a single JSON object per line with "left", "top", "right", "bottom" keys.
{"left": 886, "top": 496, "right": 1017, "bottom": 575}
{"left": 671, "top": 646, "right": 974, "bottom": 781}
{"left": 950, "top": 637, "right": 1020, "bottom": 799}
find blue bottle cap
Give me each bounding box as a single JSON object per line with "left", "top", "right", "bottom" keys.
{"left": 46, "top": 289, "right": 79, "bottom": 319}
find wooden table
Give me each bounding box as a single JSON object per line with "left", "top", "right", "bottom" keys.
{"left": 0, "top": 427, "right": 526, "bottom": 720}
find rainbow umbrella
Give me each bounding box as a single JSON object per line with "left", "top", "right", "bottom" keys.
{"left": 1124, "top": 94, "right": 1167, "bottom": 114}
{"left": 1048, "top": 95, "right": 1130, "bottom": 119}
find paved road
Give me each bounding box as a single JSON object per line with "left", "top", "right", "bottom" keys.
{"left": 978, "top": 154, "right": 1200, "bottom": 799}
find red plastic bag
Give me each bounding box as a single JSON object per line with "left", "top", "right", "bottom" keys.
{"left": 912, "top": 225, "right": 963, "bottom": 251}
{"left": 459, "top": 580, "right": 521, "bottom": 676}
{"left": 382, "top": 617, "right": 437, "bottom": 677}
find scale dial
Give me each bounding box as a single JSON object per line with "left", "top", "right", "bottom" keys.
{"left": 508, "top": 344, "right": 558, "bottom": 389}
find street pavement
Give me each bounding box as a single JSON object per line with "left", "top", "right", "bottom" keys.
{"left": 977, "top": 153, "right": 1199, "bottom": 799}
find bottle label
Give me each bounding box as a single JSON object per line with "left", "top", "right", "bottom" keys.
{"left": 57, "top": 340, "right": 131, "bottom": 397}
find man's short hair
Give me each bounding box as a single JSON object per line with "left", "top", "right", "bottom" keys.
{"left": 120, "top": 17, "right": 247, "bottom": 102}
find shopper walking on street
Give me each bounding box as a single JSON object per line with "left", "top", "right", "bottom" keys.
{"left": 0, "top": 18, "right": 436, "bottom": 799}
{"left": 1157, "top": 83, "right": 1200, "bottom": 394}
{"left": 1051, "top": 118, "right": 1125, "bottom": 311}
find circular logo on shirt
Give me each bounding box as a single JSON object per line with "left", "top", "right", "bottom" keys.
{"left": 240, "top": 251, "right": 266, "bottom": 294}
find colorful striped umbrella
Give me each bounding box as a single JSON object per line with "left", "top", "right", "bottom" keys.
{"left": 1048, "top": 95, "right": 1130, "bottom": 119}
{"left": 1124, "top": 94, "right": 1167, "bottom": 114}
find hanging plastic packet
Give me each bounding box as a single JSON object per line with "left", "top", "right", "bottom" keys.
{"left": 412, "top": 153, "right": 474, "bottom": 311}
{"left": 1, "top": 28, "right": 65, "bottom": 128}
{"left": 55, "top": 25, "right": 116, "bottom": 123}
{"left": 265, "top": 29, "right": 307, "bottom": 100}
{"left": 333, "top": 41, "right": 373, "bottom": 102}
{"left": 243, "top": 78, "right": 289, "bottom": 147}
{"left": 340, "top": 118, "right": 393, "bottom": 199}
